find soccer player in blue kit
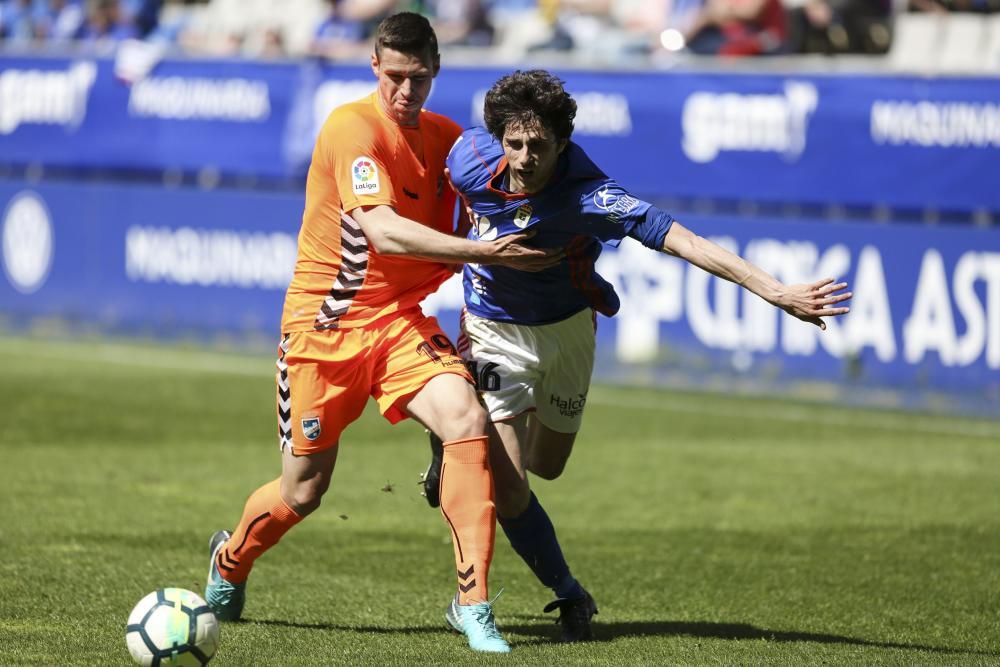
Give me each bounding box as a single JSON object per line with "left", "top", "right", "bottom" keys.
{"left": 420, "top": 70, "right": 853, "bottom": 642}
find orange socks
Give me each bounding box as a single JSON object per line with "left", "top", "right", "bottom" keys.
{"left": 217, "top": 441, "right": 494, "bottom": 603}
{"left": 439, "top": 436, "right": 496, "bottom": 604}
{"left": 216, "top": 478, "right": 302, "bottom": 584}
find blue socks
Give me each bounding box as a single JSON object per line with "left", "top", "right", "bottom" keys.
{"left": 498, "top": 492, "right": 585, "bottom": 600}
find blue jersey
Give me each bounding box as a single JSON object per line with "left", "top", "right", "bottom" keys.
{"left": 447, "top": 126, "right": 669, "bottom": 325}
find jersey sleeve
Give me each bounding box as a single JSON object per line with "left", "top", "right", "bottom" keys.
{"left": 579, "top": 180, "right": 653, "bottom": 248}
{"left": 323, "top": 108, "right": 396, "bottom": 213}
{"left": 446, "top": 127, "right": 496, "bottom": 198}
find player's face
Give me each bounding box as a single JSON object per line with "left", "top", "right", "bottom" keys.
{"left": 371, "top": 47, "right": 439, "bottom": 127}
{"left": 502, "top": 122, "right": 567, "bottom": 195}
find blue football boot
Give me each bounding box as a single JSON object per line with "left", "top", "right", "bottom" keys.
{"left": 445, "top": 593, "right": 511, "bottom": 653}
{"left": 205, "top": 529, "right": 246, "bottom": 621}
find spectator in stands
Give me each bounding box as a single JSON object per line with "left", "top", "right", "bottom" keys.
{"left": 309, "top": 0, "right": 368, "bottom": 60}
{"left": 124, "top": 0, "right": 162, "bottom": 38}
{"left": 909, "top": 0, "right": 998, "bottom": 12}
{"left": 524, "top": 0, "right": 659, "bottom": 58}
{"left": 76, "top": 0, "right": 139, "bottom": 43}
{"left": 785, "top": 0, "right": 891, "bottom": 53}
{"left": 423, "top": 0, "right": 495, "bottom": 47}
{"left": 142, "top": 0, "right": 200, "bottom": 45}
{"left": 0, "top": 0, "right": 38, "bottom": 41}
{"left": 32, "top": 0, "right": 86, "bottom": 42}
{"left": 258, "top": 25, "right": 285, "bottom": 57}
{"left": 685, "top": 0, "right": 789, "bottom": 54}
{"left": 175, "top": 0, "right": 326, "bottom": 58}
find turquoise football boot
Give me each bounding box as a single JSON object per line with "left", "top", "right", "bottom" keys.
{"left": 445, "top": 592, "right": 511, "bottom": 654}
{"left": 205, "top": 530, "right": 246, "bottom": 621}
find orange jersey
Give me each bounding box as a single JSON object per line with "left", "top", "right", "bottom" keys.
{"left": 281, "top": 92, "right": 462, "bottom": 332}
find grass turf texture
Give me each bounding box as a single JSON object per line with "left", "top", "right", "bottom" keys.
{"left": 2, "top": 336, "right": 999, "bottom": 666}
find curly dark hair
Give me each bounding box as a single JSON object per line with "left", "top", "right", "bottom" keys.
{"left": 484, "top": 70, "right": 577, "bottom": 142}
{"left": 374, "top": 12, "right": 438, "bottom": 60}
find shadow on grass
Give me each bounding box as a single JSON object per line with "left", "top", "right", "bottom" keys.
{"left": 506, "top": 619, "right": 999, "bottom": 657}
{"left": 243, "top": 618, "right": 442, "bottom": 634}
{"left": 246, "top": 617, "right": 997, "bottom": 657}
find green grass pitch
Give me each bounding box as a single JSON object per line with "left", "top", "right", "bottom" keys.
{"left": 2, "top": 336, "right": 999, "bottom": 666}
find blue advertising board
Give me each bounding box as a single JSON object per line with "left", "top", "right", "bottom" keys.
{"left": 1, "top": 54, "right": 998, "bottom": 211}
{"left": 2, "top": 181, "right": 997, "bottom": 400}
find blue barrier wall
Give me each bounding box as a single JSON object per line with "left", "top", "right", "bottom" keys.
{"left": 2, "top": 182, "right": 997, "bottom": 397}
{"left": 1, "top": 55, "right": 998, "bottom": 212}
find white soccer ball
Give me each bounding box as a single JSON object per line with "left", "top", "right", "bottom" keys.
{"left": 125, "top": 588, "right": 220, "bottom": 666}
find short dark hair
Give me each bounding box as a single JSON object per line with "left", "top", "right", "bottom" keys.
{"left": 374, "top": 12, "right": 439, "bottom": 61}
{"left": 484, "top": 70, "right": 577, "bottom": 143}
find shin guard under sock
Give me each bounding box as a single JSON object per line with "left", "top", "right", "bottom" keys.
{"left": 216, "top": 478, "right": 303, "bottom": 584}
{"left": 439, "top": 436, "right": 496, "bottom": 604}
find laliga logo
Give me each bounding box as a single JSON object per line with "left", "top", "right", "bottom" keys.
{"left": 682, "top": 81, "right": 818, "bottom": 163}
{"left": 351, "top": 157, "right": 380, "bottom": 194}
{"left": 2, "top": 191, "right": 53, "bottom": 294}
{"left": 353, "top": 160, "right": 375, "bottom": 182}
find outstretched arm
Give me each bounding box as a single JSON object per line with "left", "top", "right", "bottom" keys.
{"left": 346, "top": 205, "right": 564, "bottom": 272}
{"left": 662, "top": 221, "right": 851, "bottom": 330}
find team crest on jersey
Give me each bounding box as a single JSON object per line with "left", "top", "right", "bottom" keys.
{"left": 301, "top": 416, "right": 322, "bottom": 441}
{"left": 352, "top": 157, "right": 380, "bottom": 195}
{"left": 513, "top": 205, "right": 532, "bottom": 229}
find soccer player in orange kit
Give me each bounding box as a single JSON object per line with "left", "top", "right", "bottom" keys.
{"left": 202, "top": 13, "right": 560, "bottom": 654}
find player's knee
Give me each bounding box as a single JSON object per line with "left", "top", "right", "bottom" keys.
{"left": 283, "top": 477, "right": 329, "bottom": 516}
{"left": 494, "top": 481, "right": 531, "bottom": 518}
{"left": 530, "top": 458, "right": 567, "bottom": 481}
{"left": 437, "top": 400, "right": 487, "bottom": 441}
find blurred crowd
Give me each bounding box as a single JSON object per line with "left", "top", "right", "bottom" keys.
{"left": 1, "top": 0, "right": 997, "bottom": 59}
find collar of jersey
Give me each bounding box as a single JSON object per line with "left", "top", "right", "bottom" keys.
{"left": 370, "top": 91, "right": 422, "bottom": 129}
{"left": 486, "top": 158, "right": 530, "bottom": 201}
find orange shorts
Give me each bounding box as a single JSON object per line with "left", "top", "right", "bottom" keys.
{"left": 276, "top": 308, "right": 472, "bottom": 455}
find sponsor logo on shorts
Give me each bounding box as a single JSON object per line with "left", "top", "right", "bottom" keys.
{"left": 301, "top": 417, "right": 322, "bottom": 441}
{"left": 513, "top": 205, "right": 532, "bottom": 229}
{"left": 352, "top": 157, "right": 380, "bottom": 195}
{"left": 550, "top": 392, "right": 587, "bottom": 418}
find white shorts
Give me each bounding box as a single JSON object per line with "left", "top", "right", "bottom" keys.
{"left": 459, "top": 308, "right": 596, "bottom": 434}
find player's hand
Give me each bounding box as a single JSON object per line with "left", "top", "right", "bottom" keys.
{"left": 777, "top": 278, "right": 852, "bottom": 330}
{"left": 483, "top": 231, "right": 565, "bottom": 272}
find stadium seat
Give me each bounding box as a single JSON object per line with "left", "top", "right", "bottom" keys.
{"left": 938, "top": 14, "right": 988, "bottom": 73}
{"left": 888, "top": 13, "right": 944, "bottom": 72}
{"left": 986, "top": 14, "right": 1000, "bottom": 71}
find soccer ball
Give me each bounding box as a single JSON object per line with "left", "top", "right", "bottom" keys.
{"left": 125, "top": 588, "right": 220, "bottom": 666}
